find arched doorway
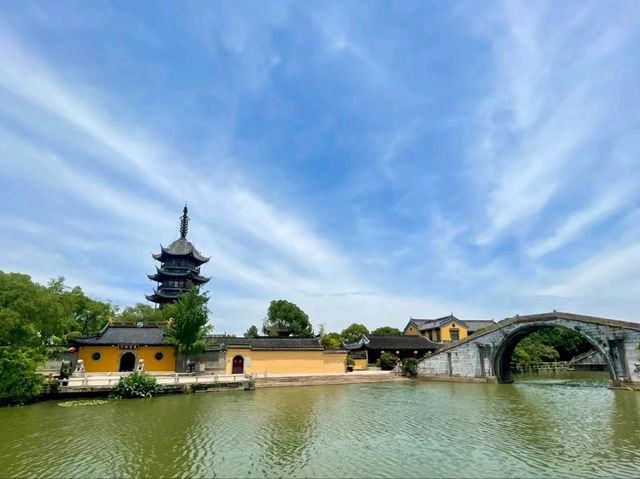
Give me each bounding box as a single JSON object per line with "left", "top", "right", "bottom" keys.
{"left": 492, "top": 324, "right": 616, "bottom": 383}
{"left": 232, "top": 355, "right": 244, "bottom": 374}
{"left": 119, "top": 352, "right": 136, "bottom": 372}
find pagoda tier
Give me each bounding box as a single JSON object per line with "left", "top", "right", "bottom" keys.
{"left": 146, "top": 205, "right": 211, "bottom": 307}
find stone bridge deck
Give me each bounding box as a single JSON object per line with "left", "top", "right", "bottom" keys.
{"left": 417, "top": 311, "right": 640, "bottom": 388}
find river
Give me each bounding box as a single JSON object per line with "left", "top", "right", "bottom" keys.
{"left": 1, "top": 372, "right": 639, "bottom": 478}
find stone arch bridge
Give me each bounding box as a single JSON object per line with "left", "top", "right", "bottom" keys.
{"left": 416, "top": 312, "right": 640, "bottom": 388}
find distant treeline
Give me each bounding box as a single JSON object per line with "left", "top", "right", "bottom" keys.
{"left": 512, "top": 327, "right": 592, "bottom": 365}
{"left": 0, "top": 271, "right": 163, "bottom": 349}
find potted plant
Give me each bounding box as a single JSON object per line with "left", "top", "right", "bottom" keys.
{"left": 345, "top": 356, "right": 355, "bottom": 372}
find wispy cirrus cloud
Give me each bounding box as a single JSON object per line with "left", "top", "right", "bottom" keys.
{"left": 469, "top": 1, "right": 640, "bottom": 246}
{"left": 0, "top": 1, "right": 639, "bottom": 332}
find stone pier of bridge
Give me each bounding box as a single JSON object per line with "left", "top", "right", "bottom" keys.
{"left": 416, "top": 312, "right": 640, "bottom": 389}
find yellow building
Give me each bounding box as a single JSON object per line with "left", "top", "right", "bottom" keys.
{"left": 402, "top": 319, "right": 429, "bottom": 336}
{"left": 421, "top": 316, "right": 468, "bottom": 342}
{"left": 72, "top": 323, "right": 176, "bottom": 373}
{"left": 221, "top": 337, "right": 347, "bottom": 375}
{"left": 403, "top": 315, "right": 497, "bottom": 343}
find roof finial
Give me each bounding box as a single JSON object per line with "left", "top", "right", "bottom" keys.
{"left": 180, "top": 204, "right": 189, "bottom": 239}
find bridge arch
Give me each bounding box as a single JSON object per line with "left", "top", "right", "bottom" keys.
{"left": 492, "top": 322, "right": 617, "bottom": 383}
{"left": 416, "top": 312, "right": 640, "bottom": 387}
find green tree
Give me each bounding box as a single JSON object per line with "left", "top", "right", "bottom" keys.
{"left": 0, "top": 347, "right": 43, "bottom": 406}
{"left": 376, "top": 351, "right": 398, "bottom": 370}
{"left": 402, "top": 357, "right": 419, "bottom": 377}
{"left": 320, "top": 332, "right": 342, "bottom": 349}
{"left": 510, "top": 327, "right": 591, "bottom": 366}
{"left": 341, "top": 323, "right": 369, "bottom": 343}
{"left": 59, "top": 285, "right": 115, "bottom": 336}
{"left": 0, "top": 272, "right": 116, "bottom": 347}
{"left": 262, "top": 300, "right": 313, "bottom": 337}
{"left": 244, "top": 325, "right": 259, "bottom": 338}
{"left": 512, "top": 335, "right": 560, "bottom": 365}
{"left": 371, "top": 326, "right": 402, "bottom": 336}
{"left": 164, "top": 287, "right": 212, "bottom": 355}
{"left": 0, "top": 272, "right": 64, "bottom": 347}
{"left": 118, "top": 303, "right": 164, "bottom": 325}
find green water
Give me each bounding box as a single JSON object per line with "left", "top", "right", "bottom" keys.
{"left": 1, "top": 372, "right": 639, "bottom": 478}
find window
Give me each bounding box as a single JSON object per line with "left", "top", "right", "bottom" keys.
{"left": 92, "top": 352, "right": 101, "bottom": 361}
{"left": 450, "top": 329, "right": 459, "bottom": 341}
{"left": 155, "top": 352, "right": 164, "bottom": 360}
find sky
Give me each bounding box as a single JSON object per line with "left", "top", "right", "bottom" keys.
{"left": 1, "top": 1, "right": 639, "bottom": 335}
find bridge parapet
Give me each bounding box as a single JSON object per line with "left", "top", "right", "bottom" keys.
{"left": 416, "top": 312, "right": 640, "bottom": 388}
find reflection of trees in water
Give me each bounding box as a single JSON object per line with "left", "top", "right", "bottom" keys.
{"left": 609, "top": 392, "right": 640, "bottom": 465}
{"left": 104, "top": 394, "right": 212, "bottom": 477}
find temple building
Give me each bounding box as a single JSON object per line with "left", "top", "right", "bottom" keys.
{"left": 403, "top": 314, "right": 496, "bottom": 343}
{"left": 146, "top": 205, "right": 210, "bottom": 307}
{"left": 342, "top": 335, "right": 439, "bottom": 369}
{"left": 71, "top": 322, "right": 176, "bottom": 373}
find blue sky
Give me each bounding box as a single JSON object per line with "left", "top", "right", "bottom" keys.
{"left": 1, "top": 1, "right": 639, "bottom": 334}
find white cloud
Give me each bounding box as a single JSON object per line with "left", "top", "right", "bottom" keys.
{"left": 534, "top": 242, "right": 640, "bottom": 299}
{"left": 526, "top": 186, "right": 632, "bottom": 258}
{"left": 470, "top": 1, "right": 638, "bottom": 244}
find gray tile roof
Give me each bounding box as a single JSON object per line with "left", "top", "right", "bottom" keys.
{"left": 221, "top": 337, "right": 325, "bottom": 351}
{"left": 405, "top": 318, "right": 432, "bottom": 330}
{"left": 464, "top": 320, "right": 497, "bottom": 332}
{"left": 72, "top": 324, "right": 167, "bottom": 346}
{"left": 157, "top": 238, "right": 209, "bottom": 263}
{"left": 419, "top": 314, "right": 468, "bottom": 331}
{"left": 344, "top": 335, "right": 439, "bottom": 351}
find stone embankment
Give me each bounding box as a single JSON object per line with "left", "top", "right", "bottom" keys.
{"left": 43, "top": 371, "right": 407, "bottom": 399}
{"left": 255, "top": 371, "right": 409, "bottom": 388}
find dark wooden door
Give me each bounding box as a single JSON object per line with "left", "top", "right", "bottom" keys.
{"left": 119, "top": 352, "right": 136, "bottom": 372}
{"left": 232, "top": 355, "right": 244, "bottom": 374}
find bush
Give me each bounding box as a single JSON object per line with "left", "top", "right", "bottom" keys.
{"left": 377, "top": 352, "right": 398, "bottom": 370}
{"left": 403, "top": 357, "right": 419, "bottom": 377}
{"left": 345, "top": 356, "right": 355, "bottom": 366}
{"left": 111, "top": 372, "right": 161, "bottom": 399}
{"left": 0, "top": 347, "right": 43, "bottom": 406}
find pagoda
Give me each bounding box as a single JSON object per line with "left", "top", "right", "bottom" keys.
{"left": 146, "top": 205, "right": 210, "bottom": 307}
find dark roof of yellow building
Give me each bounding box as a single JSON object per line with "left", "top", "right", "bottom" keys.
{"left": 418, "top": 314, "right": 468, "bottom": 331}
{"left": 221, "top": 337, "right": 325, "bottom": 351}
{"left": 71, "top": 323, "right": 168, "bottom": 346}
{"left": 343, "top": 335, "right": 439, "bottom": 351}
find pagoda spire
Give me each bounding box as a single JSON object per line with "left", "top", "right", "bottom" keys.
{"left": 180, "top": 204, "right": 189, "bottom": 239}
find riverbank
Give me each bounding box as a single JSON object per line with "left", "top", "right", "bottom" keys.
{"left": 42, "top": 370, "right": 409, "bottom": 399}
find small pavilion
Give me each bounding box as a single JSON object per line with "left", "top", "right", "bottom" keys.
{"left": 342, "top": 335, "right": 440, "bottom": 367}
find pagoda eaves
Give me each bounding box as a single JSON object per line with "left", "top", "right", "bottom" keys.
{"left": 147, "top": 205, "right": 211, "bottom": 307}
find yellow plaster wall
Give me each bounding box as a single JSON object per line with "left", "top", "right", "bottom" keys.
{"left": 225, "top": 349, "right": 347, "bottom": 375}
{"left": 404, "top": 326, "right": 420, "bottom": 336}
{"left": 439, "top": 323, "right": 468, "bottom": 341}
{"left": 78, "top": 345, "right": 176, "bottom": 372}
{"left": 353, "top": 358, "right": 367, "bottom": 370}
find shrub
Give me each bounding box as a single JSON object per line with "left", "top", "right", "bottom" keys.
{"left": 111, "top": 372, "right": 161, "bottom": 399}
{"left": 345, "top": 356, "right": 355, "bottom": 366}
{"left": 403, "top": 357, "right": 419, "bottom": 377}
{"left": 0, "top": 347, "right": 43, "bottom": 406}
{"left": 377, "top": 352, "right": 398, "bottom": 370}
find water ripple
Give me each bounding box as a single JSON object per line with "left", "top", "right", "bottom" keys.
{"left": 1, "top": 375, "right": 638, "bottom": 478}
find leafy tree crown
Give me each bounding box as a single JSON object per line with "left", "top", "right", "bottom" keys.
{"left": 262, "top": 300, "right": 313, "bottom": 337}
